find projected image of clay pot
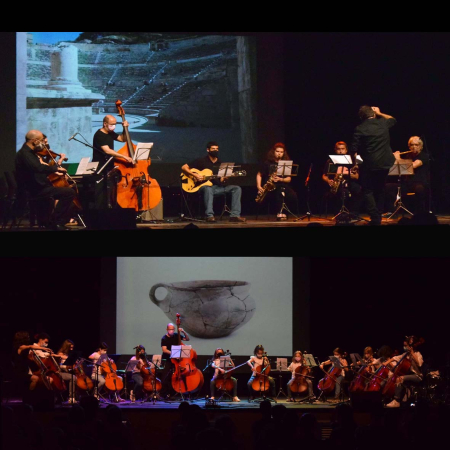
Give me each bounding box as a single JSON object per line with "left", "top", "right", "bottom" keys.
{"left": 149, "top": 280, "right": 256, "bottom": 338}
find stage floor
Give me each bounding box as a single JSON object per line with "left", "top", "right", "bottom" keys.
{"left": 2, "top": 214, "right": 450, "bottom": 231}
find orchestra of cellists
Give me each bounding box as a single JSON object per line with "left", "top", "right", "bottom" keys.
{"left": 12, "top": 326, "right": 426, "bottom": 408}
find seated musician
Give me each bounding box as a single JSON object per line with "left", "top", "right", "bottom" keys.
{"left": 247, "top": 345, "right": 276, "bottom": 401}
{"left": 57, "top": 339, "right": 77, "bottom": 404}
{"left": 256, "top": 142, "right": 298, "bottom": 221}
{"left": 319, "top": 347, "right": 348, "bottom": 402}
{"left": 160, "top": 323, "right": 190, "bottom": 399}
{"left": 89, "top": 342, "right": 125, "bottom": 402}
{"left": 89, "top": 342, "right": 108, "bottom": 400}
{"left": 128, "top": 345, "right": 147, "bottom": 402}
{"left": 322, "top": 141, "right": 362, "bottom": 214}
{"left": 210, "top": 348, "right": 240, "bottom": 402}
{"left": 13, "top": 331, "right": 53, "bottom": 394}
{"left": 385, "top": 136, "right": 431, "bottom": 215}
{"left": 181, "top": 141, "right": 246, "bottom": 222}
{"left": 92, "top": 115, "right": 133, "bottom": 209}
{"left": 385, "top": 336, "right": 424, "bottom": 408}
{"left": 15, "top": 130, "right": 75, "bottom": 230}
{"left": 287, "top": 351, "right": 315, "bottom": 402}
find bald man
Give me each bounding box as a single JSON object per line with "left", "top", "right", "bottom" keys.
{"left": 92, "top": 115, "right": 133, "bottom": 208}
{"left": 15, "top": 130, "right": 76, "bottom": 230}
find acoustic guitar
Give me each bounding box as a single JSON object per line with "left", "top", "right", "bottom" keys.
{"left": 180, "top": 168, "right": 246, "bottom": 193}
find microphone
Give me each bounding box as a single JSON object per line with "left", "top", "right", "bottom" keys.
{"left": 68, "top": 132, "right": 78, "bottom": 141}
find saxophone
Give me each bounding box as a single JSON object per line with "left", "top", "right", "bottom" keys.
{"left": 256, "top": 173, "right": 276, "bottom": 203}
{"left": 330, "top": 173, "right": 343, "bottom": 195}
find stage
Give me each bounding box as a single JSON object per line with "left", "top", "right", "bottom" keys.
{"left": 2, "top": 213, "right": 450, "bottom": 231}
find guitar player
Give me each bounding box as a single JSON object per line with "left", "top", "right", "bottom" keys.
{"left": 181, "top": 141, "right": 246, "bottom": 223}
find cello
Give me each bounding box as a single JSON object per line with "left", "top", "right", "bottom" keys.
{"left": 382, "top": 338, "right": 424, "bottom": 398}
{"left": 38, "top": 140, "right": 83, "bottom": 211}
{"left": 141, "top": 353, "right": 162, "bottom": 393}
{"left": 73, "top": 358, "right": 94, "bottom": 391}
{"left": 290, "top": 365, "right": 314, "bottom": 395}
{"left": 214, "top": 351, "right": 235, "bottom": 393}
{"left": 41, "top": 354, "right": 67, "bottom": 392}
{"left": 251, "top": 353, "right": 272, "bottom": 393}
{"left": 101, "top": 356, "right": 124, "bottom": 393}
{"left": 317, "top": 353, "right": 348, "bottom": 395}
{"left": 114, "top": 100, "right": 162, "bottom": 211}
{"left": 28, "top": 349, "right": 53, "bottom": 390}
{"left": 171, "top": 313, "right": 204, "bottom": 395}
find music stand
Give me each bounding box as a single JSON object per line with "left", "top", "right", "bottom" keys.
{"left": 63, "top": 351, "right": 80, "bottom": 402}
{"left": 170, "top": 345, "right": 192, "bottom": 402}
{"left": 387, "top": 160, "right": 414, "bottom": 219}
{"left": 216, "top": 356, "right": 234, "bottom": 401}
{"left": 274, "top": 358, "right": 289, "bottom": 401}
{"left": 330, "top": 155, "right": 368, "bottom": 224}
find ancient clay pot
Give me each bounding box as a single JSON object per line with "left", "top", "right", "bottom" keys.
{"left": 149, "top": 280, "right": 256, "bottom": 338}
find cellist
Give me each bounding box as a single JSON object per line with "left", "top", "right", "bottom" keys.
{"left": 210, "top": 348, "right": 240, "bottom": 402}
{"left": 15, "top": 130, "right": 75, "bottom": 230}
{"left": 92, "top": 115, "right": 133, "bottom": 209}
{"left": 319, "top": 347, "right": 348, "bottom": 402}
{"left": 385, "top": 336, "right": 424, "bottom": 408}
{"left": 56, "top": 339, "right": 77, "bottom": 404}
{"left": 246, "top": 345, "right": 276, "bottom": 401}
{"left": 287, "top": 351, "right": 315, "bottom": 402}
{"left": 89, "top": 342, "right": 109, "bottom": 399}
{"left": 128, "top": 345, "right": 147, "bottom": 402}
{"left": 160, "top": 322, "right": 190, "bottom": 399}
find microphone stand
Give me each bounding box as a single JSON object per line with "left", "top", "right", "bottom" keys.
{"left": 299, "top": 164, "right": 330, "bottom": 222}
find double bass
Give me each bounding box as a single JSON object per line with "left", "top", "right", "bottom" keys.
{"left": 171, "top": 313, "right": 204, "bottom": 394}
{"left": 113, "top": 100, "right": 162, "bottom": 211}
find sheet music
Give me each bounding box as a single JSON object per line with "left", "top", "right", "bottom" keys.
{"left": 218, "top": 163, "right": 235, "bottom": 177}
{"left": 76, "top": 157, "right": 98, "bottom": 175}
{"left": 330, "top": 155, "right": 352, "bottom": 165}
{"left": 277, "top": 161, "right": 293, "bottom": 176}
{"left": 134, "top": 143, "right": 153, "bottom": 161}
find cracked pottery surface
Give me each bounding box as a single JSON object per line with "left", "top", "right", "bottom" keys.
{"left": 149, "top": 280, "right": 256, "bottom": 338}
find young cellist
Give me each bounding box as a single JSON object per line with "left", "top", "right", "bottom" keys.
{"left": 210, "top": 348, "right": 240, "bottom": 402}
{"left": 287, "top": 351, "right": 315, "bottom": 402}
{"left": 247, "top": 345, "right": 276, "bottom": 402}
{"left": 128, "top": 345, "right": 147, "bottom": 402}
{"left": 56, "top": 339, "right": 77, "bottom": 404}
{"left": 385, "top": 336, "right": 424, "bottom": 408}
{"left": 319, "top": 347, "right": 348, "bottom": 402}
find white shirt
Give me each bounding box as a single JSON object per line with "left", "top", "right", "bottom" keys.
{"left": 212, "top": 357, "right": 234, "bottom": 380}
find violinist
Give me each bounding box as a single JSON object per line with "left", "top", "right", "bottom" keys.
{"left": 15, "top": 130, "right": 76, "bottom": 230}
{"left": 210, "top": 348, "right": 240, "bottom": 402}
{"left": 89, "top": 342, "right": 109, "bottom": 399}
{"left": 56, "top": 339, "right": 77, "bottom": 404}
{"left": 319, "top": 348, "right": 348, "bottom": 402}
{"left": 160, "top": 323, "right": 190, "bottom": 399}
{"left": 247, "top": 345, "right": 276, "bottom": 401}
{"left": 92, "top": 115, "right": 133, "bottom": 209}
{"left": 385, "top": 336, "right": 424, "bottom": 408}
{"left": 12, "top": 331, "right": 53, "bottom": 394}
{"left": 287, "top": 351, "right": 315, "bottom": 402}
{"left": 128, "top": 345, "right": 147, "bottom": 401}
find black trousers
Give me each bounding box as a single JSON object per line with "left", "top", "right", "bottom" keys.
{"left": 268, "top": 185, "right": 298, "bottom": 214}
{"left": 34, "top": 186, "right": 75, "bottom": 226}
{"left": 360, "top": 169, "right": 389, "bottom": 223}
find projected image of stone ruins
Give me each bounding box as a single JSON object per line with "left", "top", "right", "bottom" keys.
{"left": 23, "top": 33, "right": 256, "bottom": 163}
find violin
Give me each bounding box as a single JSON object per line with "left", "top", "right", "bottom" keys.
{"left": 114, "top": 100, "right": 162, "bottom": 211}
{"left": 140, "top": 353, "right": 162, "bottom": 393}
{"left": 101, "top": 356, "right": 124, "bottom": 392}
{"left": 73, "top": 359, "right": 94, "bottom": 391}
{"left": 171, "top": 313, "right": 204, "bottom": 394}
{"left": 251, "top": 354, "right": 272, "bottom": 392}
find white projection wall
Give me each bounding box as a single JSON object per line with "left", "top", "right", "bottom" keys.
{"left": 116, "top": 257, "right": 293, "bottom": 356}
